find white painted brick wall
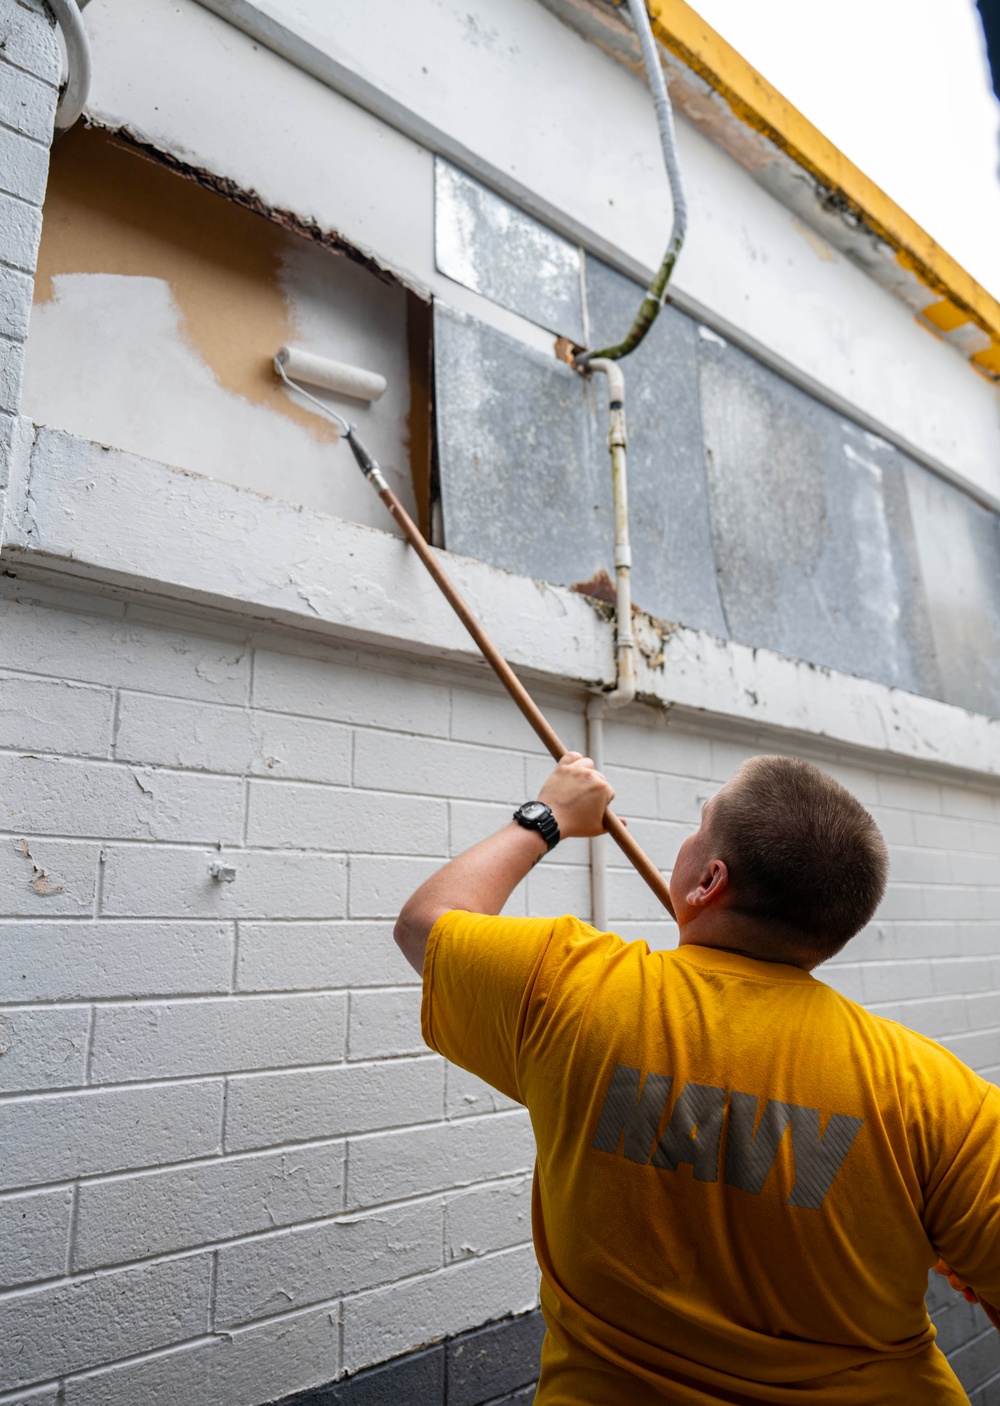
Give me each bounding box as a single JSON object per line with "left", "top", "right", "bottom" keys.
{"left": 445, "top": 1178, "right": 533, "bottom": 1262}
{"left": 0, "top": 1081, "right": 224, "bottom": 1189}
{"left": 0, "top": 0, "right": 56, "bottom": 538}
{"left": 213, "top": 1200, "right": 443, "bottom": 1328}
{"left": 340, "top": 1245, "right": 540, "bottom": 1375}
{"left": 224, "top": 1057, "right": 443, "bottom": 1152}
{"left": 0, "top": 586, "right": 997, "bottom": 1402}
{"left": 0, "top": 1006, "right": 89, "bottom": 1092}
{"left": 0, "top": 1186, "right": 72, "bottom": 1286}
{"left": 72, "top": 1144, "right": 346, "bottom": 1270}
{"left": 0, "top": 1255, "right": 212, "bottom": 1392}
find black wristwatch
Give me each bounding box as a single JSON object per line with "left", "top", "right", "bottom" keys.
{"left": 513, "top": 800, "right": 560, "bottom": 851}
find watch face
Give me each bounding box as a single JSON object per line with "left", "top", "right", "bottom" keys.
{"left": 519, "top": 802, "right": 547, "bottom": 822}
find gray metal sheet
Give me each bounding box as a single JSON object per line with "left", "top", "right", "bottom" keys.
{"left": 696, "top": 333, "right": 941, "bottom": 697}
{"left": 434, "top": 303, "right": 611, "bottom": 587}
{"left": 905, "top": 462, "right": 1000, "bottom": 717}
{"left": 434, "top": 159, "right": 585, "bottom": 343}
{"left": 584, "top": 257, "right": 727, "bottom": 636}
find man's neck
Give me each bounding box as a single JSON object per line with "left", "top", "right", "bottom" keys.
{"left": 677, "top": 912, "right": 819, "bottom": 971}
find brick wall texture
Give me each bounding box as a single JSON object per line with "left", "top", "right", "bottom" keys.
{"left": 0, "top": 586, "right": 998, "bottom": 1401}
{"left": 2, "top": 5, "right": 1000, "bottom": 1399}
{"left": 0, "top": 0, "right": 56, "bottom": 448}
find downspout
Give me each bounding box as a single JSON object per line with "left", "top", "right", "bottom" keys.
{"left": 585, "top": 359, "right": 633, "bottom": 930}
{"left": 580, "top": 0, "right": 687, "bottom": 930}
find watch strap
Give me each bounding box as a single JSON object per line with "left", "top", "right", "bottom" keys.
{"left": 513, "top": 802, "right": 561, "bottom": 851}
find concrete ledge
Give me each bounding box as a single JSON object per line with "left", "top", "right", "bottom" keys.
{"left": 3, "top": 425, "right": 999, "bottom": 781}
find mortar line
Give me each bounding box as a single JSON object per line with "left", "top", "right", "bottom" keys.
{"left": 65, "top": 1181, "right": 80, "bottom": 1277}
{"left": 0, "top": 223, "right": 45, "bottom": 278}
{"left": 240, "top": 773, "right": 250, "bottom": 847}
{"left": 82, "top": 1003, "right": 97, "bottom": 1084}
{"left": 208, "top": 1249, "right": 219, "bottom": 1331}
{"left": 0, "top": 1184, "right": 534, "bottom": 1285}
{"left": 109, "top": 688, "right": 122, "bottom": 759}
{"left": 0, "top": 44, "right": 60, "bottom": 88}
{"left": 93, "top": 844, "right": 107, "bottom": 919}
{"left": 221, "top": 1074, "right": 230, "bottom": 1157}
{"left": 0, "top": 1048, "right": 441, "bottom": 1103}
{"left": 0, "top": 114, "right": 49, "bottom": 148}
{"left": 230, "top": 920, "right": 241, "bottom": 994}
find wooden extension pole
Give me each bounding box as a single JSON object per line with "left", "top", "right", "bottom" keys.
{"left": 373, "top": 480, "right": 676, "bottom": 921}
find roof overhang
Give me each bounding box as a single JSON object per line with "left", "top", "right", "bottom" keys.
{"left": 539, "top": 0, "right": 1000, "bottom": 379}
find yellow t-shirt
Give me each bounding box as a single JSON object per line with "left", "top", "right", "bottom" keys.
{"left": 421, "top": 911, "right": 1000, "bottom": 1405}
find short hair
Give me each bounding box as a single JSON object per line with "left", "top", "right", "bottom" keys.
{"left": 707, "top": 755, "right": 888, "bottom": 961}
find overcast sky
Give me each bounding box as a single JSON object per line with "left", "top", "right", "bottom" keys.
{"left": 691, "top": 0, "right": 1000, "bottom": 301}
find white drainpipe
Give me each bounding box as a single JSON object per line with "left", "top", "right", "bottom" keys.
{"left": 586, "top": 357, "right": 637, "bottom": 930}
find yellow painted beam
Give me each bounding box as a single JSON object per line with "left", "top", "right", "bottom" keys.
{"left": 646, "top": 0, "right": 1000, "bottom": 378}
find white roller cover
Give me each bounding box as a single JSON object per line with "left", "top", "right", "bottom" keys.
{"left": 276, "top": 345, "right": 387, "bottom": 402}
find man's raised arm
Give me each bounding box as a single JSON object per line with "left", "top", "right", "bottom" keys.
{"left": 393, "top": 752, "right": 614, "bottom": 974}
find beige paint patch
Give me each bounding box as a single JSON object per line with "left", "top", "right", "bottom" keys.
{"left": 791, "top": 216, "right": 838, "bottom": 263}
{"left": 34, "top": 127, "right": 335, "bottom": 441}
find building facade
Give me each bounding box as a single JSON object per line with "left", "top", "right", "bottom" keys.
{"left": 1, "top": 1, "right": 999, "bottom": 1401}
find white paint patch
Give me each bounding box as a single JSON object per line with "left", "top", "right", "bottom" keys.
{"left": 698, "top": 324, "right": 727, "bottom": 347}
{"left": 277, "top": 239, "right": 414, "bottom": 502}
{"left": 20, "top": 268, "right": 417, "bottom": 531}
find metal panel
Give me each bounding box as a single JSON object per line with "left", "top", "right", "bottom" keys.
{"left": 584, "top": 257, "right": 727, "bottom": 636}
{"left": 905, "top": 463, "right": 1000, "bottom": 717}
{"left": 434, "top": 283, "right": 996, "bottom": 718}
{"left": 434, "top": 159, "right": 585, "bottom": 343}
{"left": 696, "top": 333, "right": 941, "bottom": 697}
{"left": 434, "top": 303, "right": 610, "bottom": 587}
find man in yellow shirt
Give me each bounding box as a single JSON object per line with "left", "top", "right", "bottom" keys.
{"left": 394, "top": 752, "right": 1000, "bottom": 1403}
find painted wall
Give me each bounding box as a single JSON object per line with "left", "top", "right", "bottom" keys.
{"left": 2, "top": 0, "right": 1000, "bottom": 1401}
{"left": 1, "top": 583, "right": 999, "bottom": 1403}
{"left": 82, "top": 0, "right": 1000, "bottom": 501}
{"left": 20, "top": 128, "right": 421, "bottom": 531}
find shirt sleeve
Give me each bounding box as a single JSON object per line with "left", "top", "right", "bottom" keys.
{"left": 923, "top": 1082, "right": 1000, "bottom": 1308}
{"left": 421, "top": 909, "right": 558, "bottom": 1103}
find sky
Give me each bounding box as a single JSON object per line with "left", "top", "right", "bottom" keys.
{"left": 691, "top": 0, "right": 1000, "bottom": 301}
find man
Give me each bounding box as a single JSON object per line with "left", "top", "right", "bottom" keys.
{"left": 394, "top": 752, "right": 1000, "bottom": 1403}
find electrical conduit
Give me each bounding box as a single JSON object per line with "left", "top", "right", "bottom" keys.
{"left": 46, "top": 0, "right": 92, "bottom": 136}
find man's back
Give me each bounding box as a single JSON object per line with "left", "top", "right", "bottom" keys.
{"left": 424, "top": 911, "right": 1000, "bottom": 1403}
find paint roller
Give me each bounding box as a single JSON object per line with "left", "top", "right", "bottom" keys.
{"left": 273, "top": 346, "right": 676, "bottom": 919}
{"left": 275, "top": 345, "right": 387, "bottom": 403}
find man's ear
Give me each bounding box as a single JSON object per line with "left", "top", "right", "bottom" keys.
{"left": 686, "top": 858, "right": 729, "bottom": 908}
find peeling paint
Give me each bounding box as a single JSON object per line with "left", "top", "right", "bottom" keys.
{"left": 110, "top": 124, "right": 402, "bottom": 290}
{"left": 570, "top": 568, "right": 617, "bottom": 606}
{"left": 30, "top": 867, "right": 64, "bottom": 896}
